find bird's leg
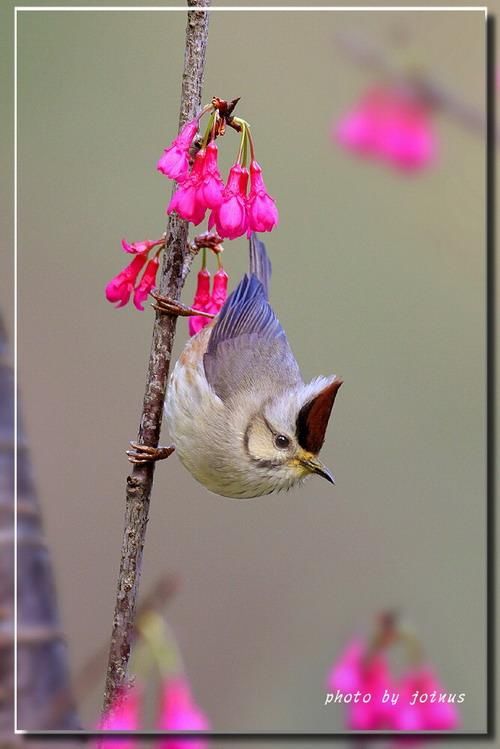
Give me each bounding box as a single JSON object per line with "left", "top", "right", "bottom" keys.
{"left": 150, "top": 290, "right": 215, "bottom": 319}
{"left": 126, "top": 442, "right": 175, "bottom": 465}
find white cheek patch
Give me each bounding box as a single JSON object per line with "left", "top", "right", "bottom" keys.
{"left": 246, "top": 419, "right": 280, "bottom": 463}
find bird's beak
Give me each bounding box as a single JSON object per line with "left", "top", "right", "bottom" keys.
{"left": 299, "top": 455, "right": 335, "bottom": 485}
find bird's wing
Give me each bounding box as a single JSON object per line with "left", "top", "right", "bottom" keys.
{"left": 203, "top": 240, "right": 301, "bottom": 402}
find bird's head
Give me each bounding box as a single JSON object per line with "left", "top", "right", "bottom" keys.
{"left": 242, "top": 376, "right": 343, "bottom": 492}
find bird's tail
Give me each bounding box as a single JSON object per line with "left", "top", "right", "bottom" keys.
{"left": 249, "top": 233, "right": 272, "bottom": 299}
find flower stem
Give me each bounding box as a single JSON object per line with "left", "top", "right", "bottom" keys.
{"left": 246, "top": 124, "right": 256, "bottom": 162}
{"left": 241, "top": 124, "right": 248, "bottom": 167}
{"left": 236, "top": 124, "right": 247, "bottom": 165}
{"left": 201, "top": 111, "right": 215, "bottom": 147}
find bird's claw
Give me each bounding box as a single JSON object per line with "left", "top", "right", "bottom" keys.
{"left": 126, "top": 442, "right": 175, "bottom": 464}
{"left": 150, "top": 290, "right": 215, "bottom": 319}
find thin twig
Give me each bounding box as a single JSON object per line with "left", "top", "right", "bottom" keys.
{"left": 102, "top": 0, "right": 210, "bottom": 714}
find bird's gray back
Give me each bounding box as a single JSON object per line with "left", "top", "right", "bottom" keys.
{"left": 203, "top": 235, "right": 302, "bottom": 401}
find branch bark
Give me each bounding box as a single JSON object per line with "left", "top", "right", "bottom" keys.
{"left": 103, "top": 0, "right": 210, "bottom": 713}
{"left": 0, "top": 313, "right": 80, "bottom": 733}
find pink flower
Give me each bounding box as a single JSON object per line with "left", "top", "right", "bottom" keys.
{"left": 208, "top": 267, "right": 228, "bottom": 312}
{"left": 157, "top": 118, "right": 199, "bottom": 183}
{"left": 327, "top": 638, "right": 365, "bottom": 693}
{"left": 209, "top": 163, "right": 249, "bottom": 240}
{"left": 247, "top": 160, "right": 278, "bottom": 234}
{"left": 167, "top": 149, "right": 207, "bottom": 225}
{"left": 198, "top": 141, "right": 224, "bottom": 209}
{"left": 328, "top": 638, "right": 396, "bottom": 730}
{"left": 133, "top": 256, "right": 160, "bottom": 311}
{"left": 105, "top": 255, "right": 148, "bottom": 308}
{"left": 98, "top": 686, "right": 140, "bottom": 748}
{"left": 188, "top": 266, "right": 228, "bottom": 336}
{"left": 189, "top": 267, "right": 212, "bottom": 336}
{"left": 157, "top": 677, "right": 210, "bottom": 749}
{"left": 335, "top": 87, "right": 436, "bottom": 172}
{"left": 121, "top": 237, "right": 164, "bottom": 254}
{"left": 395, "top": 665, "right": 460, "bottom": 731}
{"left": 328, "top": 637, "right": 461, "bottom": 733}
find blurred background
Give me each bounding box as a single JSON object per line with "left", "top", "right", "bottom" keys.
{"left": 0, "top": 0, "right": 491, "bottom": 743}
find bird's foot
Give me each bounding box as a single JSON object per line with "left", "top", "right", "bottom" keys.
{"left": 126, "top": 442, "right": 175, "bottom": 464}
{"left": 150, "top": 290, "right": 215, "bottom": 319}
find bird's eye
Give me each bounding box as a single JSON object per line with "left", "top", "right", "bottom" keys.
{"left": 274, "top": 434, "right": 290, "bottom": 450}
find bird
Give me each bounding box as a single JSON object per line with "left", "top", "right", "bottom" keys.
{"left": 129, "top": 235, "right": 342, "bottom": 499}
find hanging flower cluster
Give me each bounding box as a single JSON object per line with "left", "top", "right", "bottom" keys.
{"left": 158, "top": 99, "right": 278, "bottom": 239}
{"left": 333, "top": 86, "right": 437, "bottom": 173}
{"left": 326, "top": 614, "right": 460, "bottom": 732}
{"left": 158, "top": 677, "right": 210, "bottom": 748}
{"left": 105, "top": 237, "right": 164, "bottom": 310}
{"left": 99, "top": 678, "right": 209, "bottom": 748}
{"left": 106, "top": 98, "right": 273, "bottom": 314}
{"left": 98, "top": 611, "right": 210, "bottom": 746}
{"left": 189, "top": 250, "right": 228, "bottom": 336}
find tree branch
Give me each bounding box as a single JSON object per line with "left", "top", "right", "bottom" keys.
{"left": 102, "top": 0, "right": 210, "bottom": 714}
{"left": 0, "top": 312, "right": 80, "bottom": 732}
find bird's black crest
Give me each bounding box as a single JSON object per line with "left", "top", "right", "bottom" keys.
{"left": 296, "top": 380, "right": 343, "bottom": 454}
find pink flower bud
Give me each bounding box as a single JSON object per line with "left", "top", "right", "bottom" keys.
{"left": 188, "top": 266, "right": 228, "bottom": 336}
{"left": 105, "top": 254, "right": 148, "bottom": 308}
{"left": 157, "top": 118, "right": 199, "bottom": 183}
{"left": 133, "top": 256, "right": 160, "bottom": 311}
{"left": 210, "top": 164, "right": 248, "bottom": 240}
{"left": 121, "top": 237, "right": 164, "bottom": 254}
{"left": 98, "top": 686, "right": 140, "bottom": 748}
{"left": 189, "top": 267, "right": 212, "bottom": 336}
{"left": 157, "top": 146, "right": 190, "bottom": 183}
{"left": 175, "top": 118, "right": 200, "bottom": 149}
{"left": 207, "top": 267, "right": 228, "bottom": 312}
{"left": 247, "top": 160, "right": 279, "bottom": 234}
{"left": 167, "top": 150, "right": 207, "bottom": 225}
{"left": 157, "top": 677, "right": 209, "bottom": 749}
{"left": 198, "top": 141, "right": 224, "bottom": 209}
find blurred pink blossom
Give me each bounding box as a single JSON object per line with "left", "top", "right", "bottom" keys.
{"left": 334, "top": 87, "right": 437, "bottom": 172}
{"left": 395, "top": 665, "right": 460, "bottom": 731}
{"left": 327, "top": 630, "right": 460, "bottom": 733}
{"left": 157, "top": 677, "right": 210, "bottom": 749}
{"left": 98, "top": 686, "right": 140, "bottom": 748}
{"left": 327, "top": 638, "right": 397, "bottom": 730}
